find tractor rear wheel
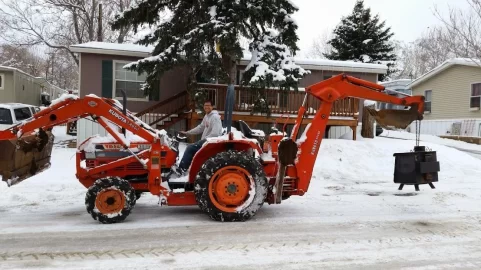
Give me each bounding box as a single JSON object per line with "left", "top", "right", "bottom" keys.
{"left": 194, "top": 150, "right": 268, "bottom": 222}
{"left": 85, "top": 177, "right": 135, "bottom": 224}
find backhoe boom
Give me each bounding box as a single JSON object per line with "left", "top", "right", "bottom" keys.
{"left": 290, "top": 74, "right": 425, "bottom": 195}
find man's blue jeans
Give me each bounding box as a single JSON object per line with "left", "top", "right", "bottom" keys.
{"left": 178, "top": 139, "right": 206, "bottom": 171}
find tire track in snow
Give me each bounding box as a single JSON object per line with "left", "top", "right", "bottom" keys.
{"left": 1, "top": 219, "right": 481, "bottom": 263}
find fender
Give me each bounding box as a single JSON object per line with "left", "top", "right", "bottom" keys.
{"left": 188, "top": 139, "right": 263, "bottom": 184}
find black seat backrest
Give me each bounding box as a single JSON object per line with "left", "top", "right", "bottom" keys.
{"left": 238, "top": 120, "right": 253, "bottom": 138}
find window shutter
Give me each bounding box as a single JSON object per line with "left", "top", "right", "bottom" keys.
{"left": 101, "top": 60, "right": 113, "bottom": 98}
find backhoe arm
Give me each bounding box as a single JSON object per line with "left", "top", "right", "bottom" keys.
{"left": 290, "top": 74, "right": 425, "bottom": 195}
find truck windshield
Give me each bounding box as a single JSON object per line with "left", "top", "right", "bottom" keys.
{"left": 0, "top": 108, "right": 13, "bottom": 124}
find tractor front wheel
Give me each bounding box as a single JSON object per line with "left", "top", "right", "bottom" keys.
{"left": 85, "top": 177, "right": 136, "bottom": 224}
{"left": 194, "top": 150, "right": 268, "bottom": 222}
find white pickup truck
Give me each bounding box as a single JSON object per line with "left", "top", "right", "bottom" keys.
{"left": 0, "top": 103, "right": 41, "bottom": 130}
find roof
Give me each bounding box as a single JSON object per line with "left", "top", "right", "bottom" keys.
{"left": 0, "top": 66, "right": 67, "bottom": 92}
{"left": 0, "top": 65, "right": 36, "bottom": 78}
{"left": 70, "top": 41, "right": 388, "bottom": 74}
{"left": 70, "top": 41, "right": 154, "bottom": 57}
{"left": 0, "top": 103, "right": 37, "bottom": 109}
{"left": 410, "top": 58, "right": 481, "bottom": 88}
{"left": 379, "top": 79, "right": 412, "bottom": 89}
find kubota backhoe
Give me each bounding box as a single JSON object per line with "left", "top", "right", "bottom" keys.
{"left": 0, "top": 74, "right": 439, "bottom": 223}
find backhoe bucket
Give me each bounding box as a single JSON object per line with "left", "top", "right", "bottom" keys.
{"left": 0, "top": 129, "right": 54, "bottom": 186}
{"left": 366, "top": 106, "right": 423, "bottom": 130}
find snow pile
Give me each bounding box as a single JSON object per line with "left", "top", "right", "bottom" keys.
{"left": 51, "top": 126, "right": 76, "bottom": 143}
{"left": 206, "top": 127, "right": 259, "bottom": 145}
{"left": 251, "top": 129, "right": 265, "bottom": 137}
{"left": 0, "top": 131, "right": 481, "bottom": 234}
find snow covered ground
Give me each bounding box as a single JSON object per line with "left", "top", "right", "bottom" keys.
{"left": 1, "top": 127, "right": 481, "bottom": 269}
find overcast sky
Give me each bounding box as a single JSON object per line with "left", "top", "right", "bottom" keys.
{"left": 291, "top": 0, "right": 471, "bottom": 57}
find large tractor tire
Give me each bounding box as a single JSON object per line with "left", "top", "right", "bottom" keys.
{"left": 194, "top": 150, "right": 268, "bottom": 222}
{"left": 85, "top": 177, "right": 136, "bottom": 224}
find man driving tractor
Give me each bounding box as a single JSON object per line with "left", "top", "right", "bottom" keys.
{"left": 172, "top": 100, "right": 223, "bottom": 176}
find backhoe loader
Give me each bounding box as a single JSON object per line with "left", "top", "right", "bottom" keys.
{"left": 0, "top": 74, "right": 439, "bottom": 223}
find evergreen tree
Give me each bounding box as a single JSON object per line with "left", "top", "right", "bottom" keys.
{"left": 324, "top": 0, "right": 397, "bottom": 81}
{"left": 111, "top": 0, "right": 309, "bottom": 113}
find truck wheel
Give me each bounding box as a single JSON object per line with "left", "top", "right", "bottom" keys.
{"left": 85, "top": 177, "right": 135, "bottom": 224}
{"left": 194, "top": 150, "right": 268, "bottom": 222}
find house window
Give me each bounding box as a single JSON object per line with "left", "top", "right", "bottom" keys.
{"left": 0, "top": 73, "right": 4, "bottom": 90}
{"left": 424, "top": 90, "right": 432, "bottom": 112}
{"left": 470, "top": 83, "right": 481, "bottom": 108}
{"left": 113, "top": 61, "right": 148, "bottom": 100}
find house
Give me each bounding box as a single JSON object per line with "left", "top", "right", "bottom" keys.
{"left": 409, "top": 58, "right": 481, "bottom": 137}
{"left": 378, "top": 79, "right": 412, "bottom": 110}
{"left": 69, "top": 41, "right": 388, "bottom": 144}
{"left": 0, "top": 66, "right": 66, "bottom": 106}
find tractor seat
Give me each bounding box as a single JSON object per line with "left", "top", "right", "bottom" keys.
{"left": 235, "top": 120, "right": 265, "bottom": 148}
{"left": 237, "top": 120, "right": 255, "bottom": 139}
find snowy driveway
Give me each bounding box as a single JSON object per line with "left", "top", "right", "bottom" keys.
{"left": 1, "top": 130, "right": 481, "bottom": 269}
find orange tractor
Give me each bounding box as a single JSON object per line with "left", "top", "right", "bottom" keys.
{"left": 0, "top": 74, "right": 437, "bottom": 223}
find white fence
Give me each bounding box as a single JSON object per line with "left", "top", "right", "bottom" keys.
{"left": 76, "top": 116, "right": 186, "bottom": 144}
{"left": 407, "top": 119, "right": 481, "bottom": 137}
{"left": 77, "top": 118, "right": 108, "bottom": 144}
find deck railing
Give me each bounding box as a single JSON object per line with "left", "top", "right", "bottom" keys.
{"left": 134, "top": 91, "right": 189, "bottom": 126}
{"left": 194, "top": 83, "right": 359, "bottom": 117}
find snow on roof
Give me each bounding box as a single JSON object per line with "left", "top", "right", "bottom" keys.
{"left": 0, "top": 103, "right": 37, "bottom": 109}
{"left": 0, "top": 65, "right": 38, "bottom": 78}
{"left": 70, "top": 42, "right": 387, "bottom": 74}
{"left": 240, "top": 50, "right": 387, "bottom": 74}
{"left": 70, "top": 41, "right": 154, "bottom": 57}
{"left": 410, "top": 58, "right": 481, "bottom": 88}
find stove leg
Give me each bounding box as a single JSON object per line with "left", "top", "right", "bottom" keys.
{"left": 415, "top": 184, "right": 420, "bottom": 191}
{"left": 398, "top": 184, "right": 404, "bottom": 190}
{"left": 428, "top": 183, "right": 435, "bottom": 189}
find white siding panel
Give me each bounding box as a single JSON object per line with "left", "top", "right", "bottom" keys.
{"left": 77, "top": 118, "right": 107, "bottom": 144}
{"left": 329, "top": 126, "right": 351, "bottom": 139}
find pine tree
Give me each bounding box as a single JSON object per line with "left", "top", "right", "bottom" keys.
{"left": 324, "top": 0, "right": 397, "bottom": 81}
{"left": 111, "top": 0, "right": 309, "bottom": 113}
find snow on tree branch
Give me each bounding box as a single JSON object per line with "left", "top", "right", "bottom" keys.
{"left": 245, "top": 29, "right": 309, "bottom": 85}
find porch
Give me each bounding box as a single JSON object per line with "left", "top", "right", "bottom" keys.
{"left": 132, "top": 83, "right": 361, "bottom": 140}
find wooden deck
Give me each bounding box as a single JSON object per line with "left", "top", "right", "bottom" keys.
{"left": 194, "top": 83, "right": 360, "bottom": 119}
{"left": 133, "top": 83, "right": 361, "bottom": 140}
{"left": 191, "top": 83, "right": 361, "bottom": 140}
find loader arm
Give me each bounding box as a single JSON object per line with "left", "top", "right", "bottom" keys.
{"left": 289, "top": 74, "right": 425, "bottom": 195}
{"left": 0, "top": 94, "right": 164, "bottom": 185}
{"left": 0, "top": 95, "right": 156, "bottom": 143}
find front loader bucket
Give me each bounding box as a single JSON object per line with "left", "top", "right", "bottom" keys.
{"left": 366, "top": 106, "right": 423, "bottom": 130}
{"left": 0, "top": 129, "right": 54, "bottom": 186}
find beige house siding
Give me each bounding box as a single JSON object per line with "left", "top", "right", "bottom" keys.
{"left": 0, "top": 71, "right": 15, "bottom": 103}
{"left": 412, "top": 65, "right": 481, "bottom": 120}
{"left": 14, "top": 71, "right": 43, "bottom": 106}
